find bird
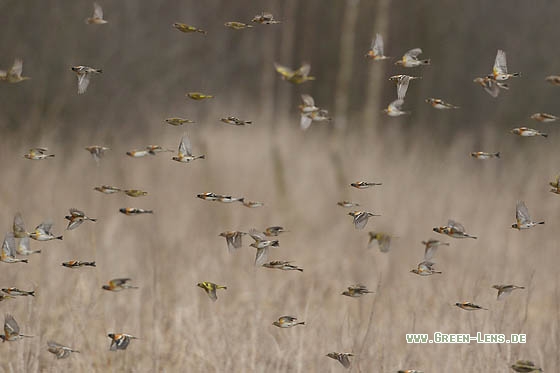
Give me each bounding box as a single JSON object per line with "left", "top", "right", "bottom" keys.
{"left": 124, "top": 189, "right": 148, "bottom": 197}
{"left": 530, "top": 113, "right": 558, "bottom": 122}
{"left": 126, "top": 149, "right": 151, "bottom": 158}
{"left": 218, "top": 231, "right": 246, "bottom": 253}
{"left": 337, "top": 201, "right": 360, "bottom": 208}
{"left": 395, "top": 48, "right": 430, "bottom": 67}
{"left": 348, "top": 211, "right": 380, "bottom": 230}
{"left": 29, "top": 221, "right": 63, "bottom": 241}
{"left": 249, "top": 229, "right": 279, "bottom": 266}
{"left": 471, "top": 151, "right": 500, "bottom": 159}
{"left": 342, "top": 284, "right": 374, "bottom": 298}
{"left": 473, "top": 76, "right": 508, "bottom": 98}
{"left": 350, "top": 181, "right": 382, "bottom": 189}
{"left": 1, "top": 288, "right": 34, "bottom": 297}
{"left": 13, "top": 212, "right": 29, "bottom": 238}
{"left": 263, "top": 261, "right": 303, "bottom": 272}
{"left": 299, "top": 94, "right": 331, "bottom": 130}
{"left": 107, "top": 333, "right": 138, "bottom": 351}
{"left": 62, "top": 260, "right": 96, "bottom": 269}
{"left": 47, "top": 341, "right": 80, "bottom": 359}
{"left": 71, "top": 66, "right": 102, "bottom": 94}
{"left": 197, "top": 282, "right": 227, "bottom": 301}
{"left": 366, "top": 33, "right": 390, "bottom": 60}
{"left": 272, "top": 316, "right": 305, "bottom": 328}
{"left": 65, "top": 208, "right": 97, "bottom": 230}
{"left": 1, "top": 232, "right": 27, "bottom": 264}
{"left": 85, "top": 146, "right": 110, "bottom": 162}
{"left": 425, "top": 98, "right": 460, "bottom": 109}
{"left": 85, "top": 2, "right": 107, "bottom": 24}
{"left": 24, "top": 147, "right": 54, "bottom": 160}
{"left": 0, "top": 59, "right": 30, "bottom": 83}
{"left": 512, "top": 201, "right": 544, "bottom": 230}
{"left": 410, "top": 240, "right": 444, "bottom": 276}
{"left": 165, "top": 117, "right": 195, "bottom": 126}
{"left": 186, "top": 92, "right": 213, "bottom": 100}
{"left": 455, "top": 302, "right": 488, "bottom": 311}
{"left": 172, "top": 134, "right": 205, "bottom": 163}
{"left": 94, "top": 185, "right": 121, "bottom": 194}
{"left": 384, "top": 99, "right": 409, "bottom": 117}
{"left": 16, "top": 237, "right": 40, "bottom": 256}
{"left": 510, "top": 127, "right": 547, "bottom": 138}
{"left": 274, "top": 63, "right": 315, "bottom": 84}
{"left": 224, "top": 21, "right": 253, "bottom": 30}
{"left": 326, "top": 352, "right": 354, "bottom": 369}
{"left": 197, "top": 192, "right": 220, "bottom": 201}
{"left": 220, "top": 117, "right": 252, "bottom": 126}
{"left": 433, "top": 220, "right": 477, "bottom": 239}
{"left": 545, "top": 75, "right": 560, "bottom": 86}
{"left": 489, "top": 50, "right": 520, "bottom": 81}
{"left": 264, "top": 226, "right": 288, "bottom": 237}
{"left": 242, "top": 200, "right": 264, "bottom": 208}
{"left": 102, "top": 278, "right": 138, "bottom": 291}
{"left": 511, "top": 360, "right": 543, "bottom": 372}
{"left": 119, "top": 208, "right": 153, "bottom": 215}
{"left": 492, "top": 285, "right": 525, "bottom": 300}
{"left": 368, "top": 232, "right": 392, "bottom": 253}
{"left": 172, "top": 23, "right": 207, "bottom": 34}
{"left": 0, "top": 314, "right": 33, "bottom": 342}
{"left": 252, "top": 13, "right": 281, "bottom": 24}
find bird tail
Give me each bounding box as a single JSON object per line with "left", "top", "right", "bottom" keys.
{"left": 512, "top": 72, "right": 520, "bottom": 77}
{"left": 89, "top": 218, "right": 97, "bottom": 222}
{"left": 56, "top": 236, "right": 63, "bottom": 240}
{"left": 198, "top": 155, "right": 206, "bottom": 160}
{"left": 271, "top": 240, "right": 279, "bottom": 247}
{"left": 541, "top": 133, "right": 549, "bottom": 138}
{"left": 538, "top": 221, "right": 545, "bottom": 225}
{"left": 495, "top": 152, "right": 500, "bottom": 158}
{"left": 467, "top": 235, "right": 477, "bottom": 239}
{"left": 21, "top": 259, "right": 28, "bottom": 264}
{"left": 96, "top": 69, "right": 103, "bottom": 73}
{"left": 86, "top": 261, "right": 96, "bottom": 267}
{"left": 28, "top": 291, "right": 35, "bottom": 297}
{"left": 218, "top": 286, "right": 227, "bottom": 290}
{"left": 421, "top": 59, "right": 431, "bottom": 65}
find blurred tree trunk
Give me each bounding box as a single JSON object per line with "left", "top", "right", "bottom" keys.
{"left": 361, "top": 0, "right": 391, "bottom": 131}
{"left": 333, "top": 0, "right": 360, "bottom": 132}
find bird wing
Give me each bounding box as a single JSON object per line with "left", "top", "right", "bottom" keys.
{"left": 404, "top": 48, "right": 422, "bottom": 60}
{"left": 378, "top": 235, "right": 391, "bottom": 253}
{"left": 484, "top": 80, "right": 500, "bottom": 98}
{"left": 37, "top": 221, "right": 53, "bottom": 234}
{"left": 397, "top": 76, "right": 410, "bottom": 100}
{"left": 300, "top": 114, "right": 312, "bottom": 130}
{"left": 225, "top": 236, "right": 236, "bottom": 252}
{"left": 447, "top": 219, "right": 465, "bottom": 232}
{"left": 178, "top": 135, "right": 193, "bottom": 156}
{"left": 16, "top": 237, "right": 30, "bottom": 254}
{"left": 493, "top": 49, "right": 507, "bottom": 75}
{"left": 249, "top": 228, "right": 265, "bottom": 242}
{"left": 254, "top": 247, "right": 269, "bottom": 266}
{"left": 69, "top": 208, "right": 85, "bottom": 218}
{"left": 516, "top": 200, "right": 531, "bottom": 224}
{"left": 354, "top": 213, "right": 369, "bottom": 230}
{"left": 3, "top": 232, "right": 16, "bottom": 257}
{"left": 13, "top": 213, "right": 26, "bottom": 237}
{"left": 77, "top": 73, "right": 91, "bottom": 94}
{"left": 274, "top": 63, "right": 294, "bottom": 78}
{"left": 93, "top": 2, "right": 103, "bottom": 19}
{"left": 373, "top": 33, "right": 384, "bottom": 56}
{"left": 301, "top": 94, "right": 315, "bottom": 107}
{"left": 10, "top": 59, "right": 23, "bottom": 76}
{"left": 297, "top": 63, "right": 311, "bottom": 77}
{"left": 232, "top": 234, "right": 243, "bottom": 249}
{"left": 389, "top": 99, "right": 404, "bottom": 111}
{"left": 340, "top": 355, "right": 351, "bottom": 368}
{"left": 5, "top": 314, "right": 19, "bottom": 336}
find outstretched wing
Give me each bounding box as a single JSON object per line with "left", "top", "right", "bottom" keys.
{"left": 77, "top": 74, "right": 91, "bottom": 94}
{"left": 397, "top": 76, "right": 410, "bottom": 100}
{"left": 516, "top": 200, "right": 531, "bottom": 224}
{"left": 493, "top": 49, "right": 508, "bottom": 75}
{"left": 2, "top": 232, "right": 16, "bottom": 257}
{"left": 301, "top": 94, "right": 315, "bottom": 107}
{"left": 178, "top": 135, "right": 193, "bottom": 157}
{"left": 404, "top": 48, "right": 422, "bottom": 60}
{"left": 93, "top": 2, "right": 103, "bottom": 19}
{"left": 300, "top": 114, "right": 312, "bottom": 130}
{"left": 373, "top": 33, "right": 384, "bottom": 56}
{"left": 447, "top": 219, "right": 465, "bottom": 233}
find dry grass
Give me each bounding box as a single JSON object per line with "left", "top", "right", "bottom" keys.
{"left": 0, "top": 117, "right": 557, "bottom": 372}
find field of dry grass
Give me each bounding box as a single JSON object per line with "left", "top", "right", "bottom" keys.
{"left": 0, "top": 114, "right": 557, "bottom": 372}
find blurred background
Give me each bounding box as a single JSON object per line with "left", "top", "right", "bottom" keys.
{"left": 0, "top": 0, "right": 558, "bottom": 372}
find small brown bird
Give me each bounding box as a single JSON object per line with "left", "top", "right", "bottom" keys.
{"left": 85, "top": 2, "right": 107, "bottom": 24}
{"left": 0, "top": 314, "right": 33, "bottom": 342}
{"left": 433, "top": 220, "right": 477, "bottom": 239}
{"left": 252, "top": 12, "right": 281, "bottom": 24}
{"left": 71, "top": 66, "right": 102, "bottom": 94}
{"left": 425, "top": 98, "right": 459, "bottom": 109}
{"left": 249, "top": 229, "right": 279, "bottom": 266}
{"left": 197, "top": 282, "right": 227, "bottom": 301}
{"left": 172, "top": 134, "right": 205, "bottom": 163}
{"left": 471, "top": 151, "right": 500, "bottom": 159}
{"left": 24, "top": 147, "right": 55, "bottom": 160}
{"left": 272, "top": 316, "right": 305, "bottom": 328}
{"left": 124, "top": 189, "right": 148, "bottom": 197}
{"left": 492, "top": 284, "right": 525, "bottom": 300}
{"left": 107, "top": 333, "right": 138, "bottom": 351}
{"left": 274, "top": 62, "right": 315, "bottom": 84}
{"left": 473, "top": 76, "right": 508, "bottom": 98}
{"left": 218, "top": 231, "right": 246, "bottom": 253}
{"left": 342, "top": 284, "right": 374, "bottom": 298}
{"left": 186, "top": 92, "right": 213, "bottom": 100}
{"left": 94, "top": 185, "right": 121, "bottom": 194}
{"left": 455, "top": 302, "right": 488, "bottom": 311}
{"left": 119, "top": 208, "right": 153, "bottom": 215}
{"left": 172, "top": 23, "right": 207, "bottom": 34}
{"left": 326, "top": 352, "right": 354, "bottom": 369}
{"left": 85, "top": 146, "right": 110, "bottom": 161}
{"left": 348, "top": 211, "right": 380, "bottom": 230}
{"left": 65, "top": 208, "right": 97, "bottom": 230}
{"left": 510, "top": 127, "right": 548, "bottom": 138}
{"left": 62, "top": 260, "right": 96, "bottom": 269}
{"left": 511, "top": 360, "right": 543, "bottom": 372}
{"left": 1, "top": 232, "right": 28, "bottom": 264}
{"left": 395, "top": 48, "right": 430, "bottom": 67}
{"left": 530, "top": 113, "right": 558, "bottom": 122}
{"left": 0, "top": 59, "right": 30, "bottom": 83}
{"left": 350, "top": 181, "right": 382, "bottom": 189}
{"left": 262, "top": 261, "right": 303, "bottom": 272}
{"left": 197, "top": 192, "right": 220, "bottom": 201}
{"left": 165, "top": 117, "right": 195, "bottom": 126}
{"left": 337, "top": 201, "right": 360, "bottom": 208}
{"left": 47, "top": 341, "right": 80, "bottom": 359}
{"left": 368, "top": 232, "right": 392, "bottom": 252}
{"left": 224, "top": 21, "right": 253, "bottom": 30}
{"left": 102, "top": 278, "right": 138, "bottom": 291}
{"left": 220, "top": 117, "right": 252, "bottom": 126}
{"left": 264, "top": 226, "right": 288, "bottom": 237}
{"left": 1, "top": 288, "right": 34, "bottom": 297}
{"left": 545, "top": 75, "right": 560, "bottom": 86}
